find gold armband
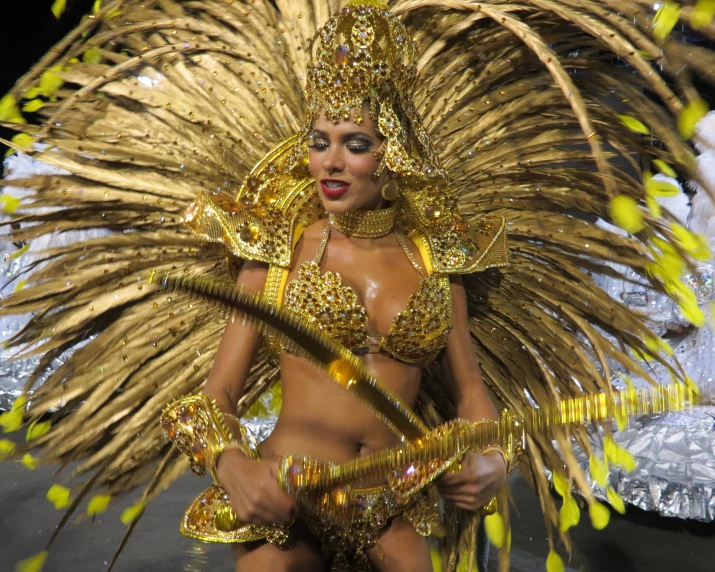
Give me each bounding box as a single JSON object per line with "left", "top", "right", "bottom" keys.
{"left": 161, "top": 394, "right": 254, "bottom": 480}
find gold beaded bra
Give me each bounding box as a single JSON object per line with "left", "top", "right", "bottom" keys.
{"left": 277, "top": 224, "right": 452, "bottom": 365}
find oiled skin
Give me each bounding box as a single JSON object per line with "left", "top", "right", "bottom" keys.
{"left": 204, "top": 107, "right": 506, "bottom": 571}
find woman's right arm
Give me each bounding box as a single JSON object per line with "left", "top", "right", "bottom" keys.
{"left": 202, "top": 260, "right": 295, "bottom": 526}
{"left": 202, "top": 260, "right": 270, "bottom": 416}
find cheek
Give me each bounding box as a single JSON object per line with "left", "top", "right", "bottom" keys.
{"left": 345, "top": 153, "right": 379, "bottom": 184}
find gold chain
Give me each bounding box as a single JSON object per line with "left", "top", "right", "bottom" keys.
{"left": 329, "top": 205, "right": 396, "bottom": 238}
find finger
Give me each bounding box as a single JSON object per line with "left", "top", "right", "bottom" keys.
{"left": 438, "top": 471, "right": 472, "bottom": 486}
{"left": 258, "top": 504, "right": 293, "bottom": 526}
{"left": 438, "top": 480, "right": 481, "bottom": 494}
{"left": 442, "top": 495, "right": 482, "bottom": 512}
{"left": 439, "top": 491, "right": 480, "bottom": 504}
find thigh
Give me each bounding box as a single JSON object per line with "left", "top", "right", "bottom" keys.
{"left": 368, "top": 516, "right": 433, "bottom": 572}
{"left": 232, "top": 520, "right": 326, "bottom": 572}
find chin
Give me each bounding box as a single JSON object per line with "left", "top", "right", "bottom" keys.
{"left": 319, "top": 195, "right": 355, "bottom": 215}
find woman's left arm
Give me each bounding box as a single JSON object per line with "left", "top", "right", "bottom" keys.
{"left": 436, "top": 275, "right": 507, "bottom": 511}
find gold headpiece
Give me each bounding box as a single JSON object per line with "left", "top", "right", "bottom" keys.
{"left": 186, "top": 3, "right": 509, "bottom": 275}
{"left": 291, "top": 0, "right": 444, "bottom": 181}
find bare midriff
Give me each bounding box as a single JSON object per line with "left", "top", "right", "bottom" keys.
{"left": 259, "top": 351, "right": 422, "bottom": 464}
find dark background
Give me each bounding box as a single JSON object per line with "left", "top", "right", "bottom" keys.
{"left": 0, "top": 1, "right": 93, "bottom": 154}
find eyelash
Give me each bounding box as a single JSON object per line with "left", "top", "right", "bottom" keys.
{"left": 309, "top": 141, "right": 371, "bottom": 154}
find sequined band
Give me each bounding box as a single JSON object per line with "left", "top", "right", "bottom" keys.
{"left": 329, "top": 205, "right": 396, "bottom": 238}
{"left": 161, "top": 394, "right": 255, "bottom": 481}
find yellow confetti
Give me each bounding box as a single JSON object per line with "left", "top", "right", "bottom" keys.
{"left": 646, "top": 196, "right": 662, "bottom": 218}
{"left": 604, "top": 437, "right": 637, "bottom": 472}
{"left": 644, "top": 172, "right": 680, "bottom": 197}
{"left": 589, "top": 500, "right": 611, "bottom": 529}
{"left": 10, "top": 244, "right": 29, "bottom": 260}
{"left": 678, "top": 97, "right": 708, "bottom": 139}
{"left": 21, "top": 453, "right": 37, "bottom": 470}
{"left": 87, "top": 494, "right": 112, "bottom": 516}
{"left": 51, "top": 0, "right": 67, "bottom": 18}
{"left": 26, "top": 420, "right": 51, "bottom": 442}
{"left": 12, "top": 395, "right": 28, "bottom": 410}
{"left": 683, "top": 375, "right": 701, "bottom": 398}
{"left": 546, "top": 550, "right": 565, "bottom": 572}
{"left": 484, "top": 512, "right": 506, "bottom": 548}
{"left": 430, "top": 545, "right": 442, "bottom": 571}
{"left": 15, "top": 551, "right": 47, "bottom": 572}
{"left": 0, "top": 408, "right": 24, "bottom": 433}
{"left": 609, "top": 195, "right": 645, "bottom": 234}
{"left": 82, "top": 48, "right": 103, "bottom": 64}
{"left": 644, "top": 335, "right": 672, "bottom": 356}
{"left": 589, "top": 455, "right": 608, "bottom": 488}
{"left": 552, "top": 471, "right": 568, "bottom": 497}
{"left": 93, "top": 0, "right": 102, "bottom": 11}
{"left": 607, "top": 487, "right": 626, "bottom": 514}
{"left": 0, "top": 195, "right": 22, "bottom": 214}
{"left": 120, "top": 501, "right": 146, "bottom": 525}
{"left": 14, "top": 280, "right": 28, "bottom": 293}
{"left": 617, "top": 114, "right": 649, "bottom": 135}
{"left": 615, "top": 409, "right": 627, "bottom": 432}
{"left": 671, "top": 223, "right": 711, "bottom": 261}
{"left": 0, "top": 94, "right": 25, "bottom": 123}
{"left": 653, "top": 159, "right": 677, "bottom": 178}
{"left": 690, "top": 0, "right": 715, "bottom": 29}
{"left": 653, "top": 2, "right": 681, "bottom": 40}
{"left": 0, "top": 439, "right": 16, "bottom": 458}
{"left": 679, "top": 297, "right": 706, "bottom": 327}
{"left": 666, "top": 280, "right": 706, "bottom": 326}
{"left": 558, "top": 496, "right": 581, "bottom": 533}
{"left": 46, "top": 484, "right": 71, "bottom": 510}
{"left": 22, "top": 99, "right": 45, "bottom": 113}
{"left": 648, "top": 239, "right": 686, "bottom": 283}
{"left": 38, "top": 68, "right": 64, "bottom": 98}
{"left": 5, "top": 133, "right": 33, "bottom": 157}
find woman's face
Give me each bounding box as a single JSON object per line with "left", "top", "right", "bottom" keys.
{"left": 308, "top": 104, "right": 389, "bottom": 215}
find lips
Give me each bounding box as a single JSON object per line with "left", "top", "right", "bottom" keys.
{"left": 321, "top": 179, "right": 350, "bottom": 200}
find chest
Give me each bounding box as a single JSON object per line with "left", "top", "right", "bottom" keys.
{"left": 286, "top": 239, "right": 426, "bottom": 337}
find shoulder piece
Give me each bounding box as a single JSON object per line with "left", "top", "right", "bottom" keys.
{"left": 397, "top": 181, "right": 509, "bottom": 274}
{"left": 182, "top": 136, "right": 324, "bottom": 268}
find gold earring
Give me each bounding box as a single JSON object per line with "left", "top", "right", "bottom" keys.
{"left": 381, "top": 178, "right": 399, "bottom": 201}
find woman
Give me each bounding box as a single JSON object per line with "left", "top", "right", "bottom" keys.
{"left": 169, "top": 6, "right": 512, "bottom": 567}
{"left": 201, "top": 108, "right": 506, "bottom": 570}
{"left": 2, "top": 1, "right": 712, "bottom": 571}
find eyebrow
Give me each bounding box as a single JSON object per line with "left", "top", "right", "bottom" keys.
{"left": 311, "top": 129, "right": 374, "bottom": 140}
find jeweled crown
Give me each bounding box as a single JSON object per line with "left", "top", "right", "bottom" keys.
{"left": 306, "top": 0, "right": 417, "bottom": 124}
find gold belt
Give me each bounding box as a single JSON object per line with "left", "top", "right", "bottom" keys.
{"left": 180, "top": 481, "right": 442, "bottom": 545}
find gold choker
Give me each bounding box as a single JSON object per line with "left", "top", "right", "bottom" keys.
{"left": 329, "top": 206, "right": 396, "bottom": 238}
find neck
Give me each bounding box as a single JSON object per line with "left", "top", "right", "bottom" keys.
{"left": 329, "top": 204, "right": 396, "bottom": 238}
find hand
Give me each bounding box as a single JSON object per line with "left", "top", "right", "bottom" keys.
{"left": 216, "top": 449, "right": 296, "bottom": 526}
{"left": 436, "top": 450, "right": 507, "bottom": 511}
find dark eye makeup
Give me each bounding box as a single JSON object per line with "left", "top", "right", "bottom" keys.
{"left": 309, "top": 131, "right": 375, "bottom": 154}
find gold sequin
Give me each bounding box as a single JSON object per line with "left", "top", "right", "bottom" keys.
{"left": 283, "top": 225, "right": 451, "bottom": 364}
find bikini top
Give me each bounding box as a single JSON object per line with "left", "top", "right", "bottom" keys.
{"left": 269, "top": 224, "right": 452, "bottom": 365}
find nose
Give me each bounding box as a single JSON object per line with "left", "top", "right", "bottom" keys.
{"left": 322, "top": 144, "right": 345, "bottom": 175}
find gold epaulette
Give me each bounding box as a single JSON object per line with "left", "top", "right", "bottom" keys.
{"left": 182, "top": 136, "right": 323, "bottom": 268}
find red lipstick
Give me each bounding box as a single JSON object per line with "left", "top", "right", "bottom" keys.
{"left": 321, "top": 179, "right": 350, "bottom": 200}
